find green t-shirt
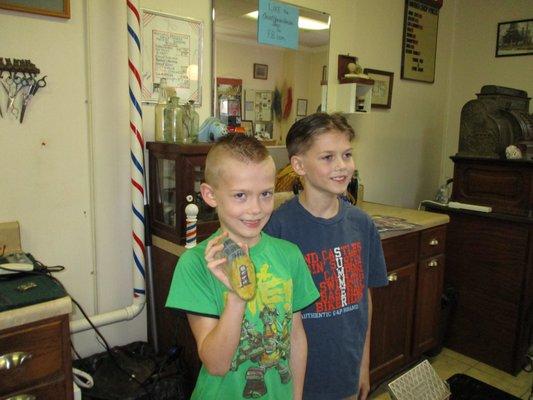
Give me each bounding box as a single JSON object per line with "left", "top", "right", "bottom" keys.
{"left": 166, "top": 232, "right": 319, "bottom": 400}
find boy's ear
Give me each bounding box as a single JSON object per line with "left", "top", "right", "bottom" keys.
{"left": 290, "top": 155, "right": 306, "bottom": 176}
{"left": 200, "top": 182, "right": 217, "bottom": 208}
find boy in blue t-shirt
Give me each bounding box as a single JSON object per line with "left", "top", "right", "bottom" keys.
{"left": 265, "top": 113, "right": 388, "bottom": 400}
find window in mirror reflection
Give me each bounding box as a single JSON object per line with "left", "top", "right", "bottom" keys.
{"left": 213, "top": 0, "right": 330, "bottom": 144}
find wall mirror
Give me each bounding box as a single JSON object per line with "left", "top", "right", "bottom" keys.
{"left": 212, "top": 0, "right": 330, "bottom": 144}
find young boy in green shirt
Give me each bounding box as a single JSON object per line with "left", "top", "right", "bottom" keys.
{"left": 166, "top": 134, "right": 319, "bottom": 400}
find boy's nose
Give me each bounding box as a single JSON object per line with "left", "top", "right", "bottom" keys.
{"left": 247, "top": 197, "right": 262, "bottom": 214}
{"left": 334, "top": 158, "right": 348, "bottom": 171}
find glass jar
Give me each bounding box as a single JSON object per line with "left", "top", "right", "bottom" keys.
{"left": 164, "top": 96, "right": 183, "bottom": 143}
{"left": 182, "top": 100, "right": 200, "bottom": 143}
{"left": 154, "top": 79, "right": 168, "bottom": 142}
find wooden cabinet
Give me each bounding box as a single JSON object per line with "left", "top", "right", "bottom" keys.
{"left": 424, "top": 156, "right": 533, "bottom": 375}
{"left": 425, "top": 205, "right": 533, "bottom": 374}
{"left": 0, "top": 314, "right": 73, "bottom": 400}
{"left": 147, "top": 142, "right": 219, "bottom": 245}
{"left": 370, "top": 225, "right": 446, "bottom": 384}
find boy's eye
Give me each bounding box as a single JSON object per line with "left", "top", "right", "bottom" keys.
{"left": 261, "top": 190, "right": 274, "bottom": 198}
{"left": 234, "top": 193, "right": 246, "bottom": 200}
{"left": 322, "top": 155, "right": 333, "bottom": 161}
{"left": 343, "top": 152, "right": 352, "bottom": 159}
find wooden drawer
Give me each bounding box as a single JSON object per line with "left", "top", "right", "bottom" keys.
{"left": 382, "top": 233, "right": 418, "bottom": 271}
{"left": 419, "top": 225, "right": 446, "bottom": 258}
{"left": 1, "top": 378, "right": 68, "bottom": 400}
{"left": 0, "top": 319, "right": 64, "bottom": 396}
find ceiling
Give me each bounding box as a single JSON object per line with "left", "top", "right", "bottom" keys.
{"left": 214, "top": 0, "right": 330, "bottom": 49}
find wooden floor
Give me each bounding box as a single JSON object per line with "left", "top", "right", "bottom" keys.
{"left": 370, "top": 348, "right": 533, "bottom": 399}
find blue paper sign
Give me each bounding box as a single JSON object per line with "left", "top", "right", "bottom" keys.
{"left": 257, "top": 0, "right": 299, "bottom": 50}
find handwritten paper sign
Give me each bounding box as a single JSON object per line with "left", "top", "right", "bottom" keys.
{"left": 258, "top": 0, "right": 299, "bottom": 50}
{"left": 153, "top": 30, "right": 191, "bottom": 89}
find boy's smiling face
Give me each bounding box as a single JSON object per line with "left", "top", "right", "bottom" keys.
{"left": 292, "top": 129, "right": 355, "bottom": 198}
{"left": 201, "top": 156, "right": 276, "bottom": 247}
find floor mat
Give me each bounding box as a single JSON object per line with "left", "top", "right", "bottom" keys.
{"left": 447, "top": 374, "right": 521, "bottom": 400}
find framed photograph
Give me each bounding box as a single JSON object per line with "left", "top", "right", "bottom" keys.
{"left": 253, "top": 63, "right": 268, "bottom": 80}
{"left": 364, "top": 68, "right": 394, "bottom": 109}
{"left": 401, "top": 0, "right": 443, "bottom": 83}
{"left": 496, "top": 19, "right": 533, "bottom": 57}
{"left": 296, "top": 98, "right": 308, "bottom": 116}
{"left": 141, "top": 9, "right": 203, "bottom": 103}
{"left": 240, "top": 120, "right": 254, "bottom": 136}
{"left": 0, "top": 0, "right": 70, "bottom": 18}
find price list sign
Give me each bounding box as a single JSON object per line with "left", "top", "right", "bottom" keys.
{"left": 401, "top": 0, "right": 443, "bottom": 83}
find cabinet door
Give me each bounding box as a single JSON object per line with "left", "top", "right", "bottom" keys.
{"left": 370, "top": 263, "right": 416, "bottom": 383}
{"left": 412, "top": 254, "right": 445, "bottom": 356}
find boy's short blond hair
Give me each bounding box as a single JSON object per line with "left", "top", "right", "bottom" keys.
{"left": 204, "top": 134, "right": 271, "bottom": 187}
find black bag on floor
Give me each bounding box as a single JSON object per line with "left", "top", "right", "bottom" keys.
{"left": 73, "top": 341, "right": 187, "bottom": 400}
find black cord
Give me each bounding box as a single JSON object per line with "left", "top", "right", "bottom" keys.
{"left": 71, "top": 342, "right": 82, "bottom": 360}
{"left": 3, "top": 256, "right": 161, "bottom": 398}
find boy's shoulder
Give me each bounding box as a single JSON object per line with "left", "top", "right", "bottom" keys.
{"left": 177, "top": 237, "right": 209, "bottom": 266}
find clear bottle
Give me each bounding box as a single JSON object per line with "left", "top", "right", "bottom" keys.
{"left": 164, "top": 96, "right": 183, "bottom": 143}
{"left": 182, "top": 100, "right": 200, "bottom": 143}
{"left": 154, "top": 79, "right": 168, "bottom": 142}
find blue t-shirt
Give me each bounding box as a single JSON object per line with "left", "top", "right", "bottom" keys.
{"left": 264, "top": 197, "right": 388, "bottom": 400}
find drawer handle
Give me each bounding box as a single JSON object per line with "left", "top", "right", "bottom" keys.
{"left": 0, "top": 351, "right": 33, "bottom": 371}
{"left": 388, "top": 273, "right": 398, "bottom": 282}
{"left": 429, "top": 238, "right": 439, "bottom": 246}
{"left": 6, "top": 395, "right": 37, "bottom": 400}
{"left": 428, "top": 260, "right": 438, "bottom": 268}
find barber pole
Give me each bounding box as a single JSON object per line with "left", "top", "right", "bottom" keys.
{"left": 185, "top": 195, "right": 199, "bottom": 248}
{"left": 127, "top": 0, "right": 146, "bottom": 299}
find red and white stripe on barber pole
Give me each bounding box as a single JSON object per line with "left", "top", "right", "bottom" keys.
{"left": 127, "top": 0, "right": 146, "bottom": 299}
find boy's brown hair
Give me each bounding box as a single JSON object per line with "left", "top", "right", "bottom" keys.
{"left": 204, "top": 134, "right": 271, "bottom": 186}
{"left": 286, "top": 113, "right": 355, "bottom": 158}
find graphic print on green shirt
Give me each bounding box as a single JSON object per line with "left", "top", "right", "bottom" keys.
{"left": 165, "top": 233, "right": 319, "bottom": 400}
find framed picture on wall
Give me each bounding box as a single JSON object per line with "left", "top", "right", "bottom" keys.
{"left": 495, "top": 19, "right": 533, "bottom": 57}
{"left": 0, "top": 0, "right": 70, "bottom": 18}
{"left": 253, "top": 63, "right": 268, "bottom": 80}
{"left": 364, "top": 68, "right": 394, "bottom": 109}
{"left": 141, "top": 9, "right": 203, "bottom": 104}
{"left": 401, "top": 0, "right": 443, "bottom": 83}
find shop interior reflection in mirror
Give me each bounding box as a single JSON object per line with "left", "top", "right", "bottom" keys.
{"left": 213, "top": 0, "right": 330, "bottom": 144}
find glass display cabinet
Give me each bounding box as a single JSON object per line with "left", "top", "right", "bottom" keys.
{"left": 147, "top": 142, "right": 219, "bottom": 245}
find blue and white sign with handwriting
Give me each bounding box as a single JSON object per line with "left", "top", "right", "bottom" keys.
{"left": 258, "top": 0, "right": 299, "bottom": 50}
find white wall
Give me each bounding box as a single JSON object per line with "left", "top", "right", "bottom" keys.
{"left": 0, "top": 0, "right": 212, "bottom": 356}
{"left": 342, "top": 0, "right": 456, "bottom": 208}
{"left": 442, "top": 0, "right": 533, "bottom": 180}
